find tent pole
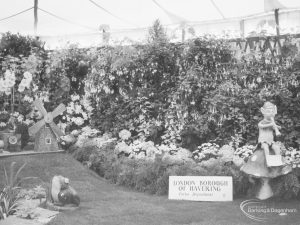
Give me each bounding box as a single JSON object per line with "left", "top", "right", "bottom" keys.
{"left": 274, "top": 8, "right": 280, "bottom": 36}
{"left": 34, "top": 0, "right": 38, "bottom": 36}
{"left": 274, "top": 8, "right": 281, "bottom": 54}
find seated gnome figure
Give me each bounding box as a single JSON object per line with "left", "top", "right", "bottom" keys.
{"left": 50, "top": 175, "right": 80, "bottom": 207}
{"left": 241, "top": 102, "right": 292, "bottom": 200}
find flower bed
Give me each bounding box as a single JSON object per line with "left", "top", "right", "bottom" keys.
{"left": 66, "top": 127, "right": 300, "bottom": 200}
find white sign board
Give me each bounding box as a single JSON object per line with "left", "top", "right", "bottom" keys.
{"left": 168, "top": 176, "right": 233, "bottom": 201}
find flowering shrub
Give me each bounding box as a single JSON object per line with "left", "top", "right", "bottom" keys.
{"left": 234, "top": 145, "right": 256, "bottom": 159}
{"left": 0, "top": 70, "right": 16, "bottom": 94}
{"left": 192, "top": 143, "right": 220, "bottom": 162}
{"left": 73, "top": 138, "right": 253, "bottom": 197}
{"left": 85, "top": 32, "right": 300, "bottom": 150}
{"left": 119, "top": 129, "right": 131, "bottom": 141}
{"left": 59, "top": 95, "right": 93, "bottom": 133}
{"left": 18, "top": 72, "right": 33, "bottom": 93}
{"left": 283, "top": 147, "right": 300, "bottom": 168}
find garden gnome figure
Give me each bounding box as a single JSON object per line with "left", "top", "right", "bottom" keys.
{"left": 241, "top": 102, "right": 292, "bottom": 200}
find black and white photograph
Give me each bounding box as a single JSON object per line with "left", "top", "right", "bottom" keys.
{"left": 1, "top": 0, "right": 300, "bottom": 224}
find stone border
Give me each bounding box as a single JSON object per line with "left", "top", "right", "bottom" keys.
{"left": 0, "top": 150, "right": 65, "bottom": 158}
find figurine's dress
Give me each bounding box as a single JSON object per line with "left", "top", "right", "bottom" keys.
{"left": 241, "top": 124, "right": 292, "bottom": 178}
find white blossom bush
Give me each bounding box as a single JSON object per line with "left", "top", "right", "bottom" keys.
{"left": 157, "top": 143, "right": 177, "bottom": 154}
{"left": 283, "top": 147, "right": 300, "bottom": 168}
{"left": 234, "top": 144, "right": 256, "bottom": 159}
{"left": 192, "top": 143, "right": 220, "bottom": 162}
{"left": 128, "top": 140, "right": 161, "bottom": 161}
{"left": 119, "top": 129, "right": 131, "bottom": 141}
{"left": 0, "top": 70, "right": 16, "bottom": 94}
{"left": 59, "top": 94, "right": 94, "bottom": 133}
{"left": 18, "top": 72, "right": 33, "bottom": 93}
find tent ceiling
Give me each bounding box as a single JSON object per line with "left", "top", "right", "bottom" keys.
{"left": 1, "top": 0, "right": 300, "bottom": 36}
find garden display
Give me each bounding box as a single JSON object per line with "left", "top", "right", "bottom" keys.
{"left": 0, "top": 26, "right": 300, "bottom": 223}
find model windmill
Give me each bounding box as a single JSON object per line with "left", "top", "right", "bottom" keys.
{"left": 29, "top": 99, "right": 66, "bottom": 152}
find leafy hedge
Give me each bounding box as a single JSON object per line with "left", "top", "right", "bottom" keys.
{"left": 86, "top": 34, "right": 300, "bottom": 150}
{"left": 2, "top": 31, "right": 299, "bottom": 151}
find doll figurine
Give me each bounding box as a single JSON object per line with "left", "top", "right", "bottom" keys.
{"left": 258, "top": 102, "right": 282, "bottom": 160}
{"left": 241, "top": 102, "right": 292, "bottom": 200}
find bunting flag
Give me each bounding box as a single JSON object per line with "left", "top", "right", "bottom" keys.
{"left": 240, "top": 41, "right": 246, "bottom": 51}
{"left": 248, "top": 39, "right": 255, "bottom": 50}
{"left": 264, "top": 0, "right": 286, "bottom": 12}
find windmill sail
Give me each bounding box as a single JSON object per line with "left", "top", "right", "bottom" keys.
{"left": 33, "top": 99, "right": 48, "bottom": 116}
{"left": 28, "top": 119, "right": 46, "bottom": 136}
{"left": 52, "top": 103, "right": 67, "bottom": 119}
{"left": 49, "top": 121, "right": 65, "bottom": 138}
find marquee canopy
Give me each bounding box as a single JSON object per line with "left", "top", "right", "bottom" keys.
{"left": 1, "top": 0, "right": 300, "bottom": 48}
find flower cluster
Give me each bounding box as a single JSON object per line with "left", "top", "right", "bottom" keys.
{"left": 61, "top": 95, "right": 94, "bottom": 132}
{"left": 192, "top": 143, "right": 220, "bottom": 161}
{"left": 18, "top": 72, "right": 33, "bottom": 92}
{"left": 234, "top": 145, "right": 256, "bottom": 159}
{"left": 283, "top": 147, "right": 300, "bottom": 168}
{"left": 156, "top": 143, "right": 177, "bottom": 154}
{"left": 0, "top": 70, "right": 16, "bottom": 95}
{"left": 10, "top": 112, "right": 24, "bottom": 123}
{"left": 23, "top": 95, "right": 34, "bottom": 103}
{"left": 115, "top": 140, "right": 161, "bottom": 160}
{"left": 119, "top": 129, "right": 131, "bottom": 141}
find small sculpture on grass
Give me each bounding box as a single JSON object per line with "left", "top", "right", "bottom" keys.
{"left": 49, "top": 175, "right": 80, "bottom": 208}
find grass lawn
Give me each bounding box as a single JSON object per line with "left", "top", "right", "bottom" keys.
{"left": 0, "top": 153, "right": 300, "bottom": 225}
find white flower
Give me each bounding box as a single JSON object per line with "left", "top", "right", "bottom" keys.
{"left": 0, "top": 122, "right": 6, "bottom": 127}
{"left": 74, "top": 104, "right": 83, "bottom": 114}
{"left": 72, "top": 117, "right": 84, "bottom": 126}
{"left": 66, "top": 106, "right": 73, "bottom": 114}
{"left": 24, "top": 95, "right": 34, "bottom": 103}
{"left": 71, "top": 95, "right": 80, "bottom": 101}
{"left": 170, "top": 144, "right": 177, "bottom": 150}
{"left": 6, "top": 79, "right": 15, "bottom": 88}
{"left": 23, "top": 72, "right": 33, "bottom": 80}
{"left": 4, "top": 70, "right": 15, "bottom": 81}
{"left": 17, "top": 115, "right": 24, "bottom": 122}
{"left": 22, "top": 78, "right": 31, "bottom": 88}
{"left": 32, "top": 84, "right": 38, "bottom": 92}
{"left": 18, "top": 84, "right": 26, "bottom": 93}
{"left": 119, "top": 129, "right": 131, "bottom": 140}
{"left": 82, "top": 112, "right": 88, "bottom": 120}
{"left": 23, "top": 119, "right": 34, "bottom": 126}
